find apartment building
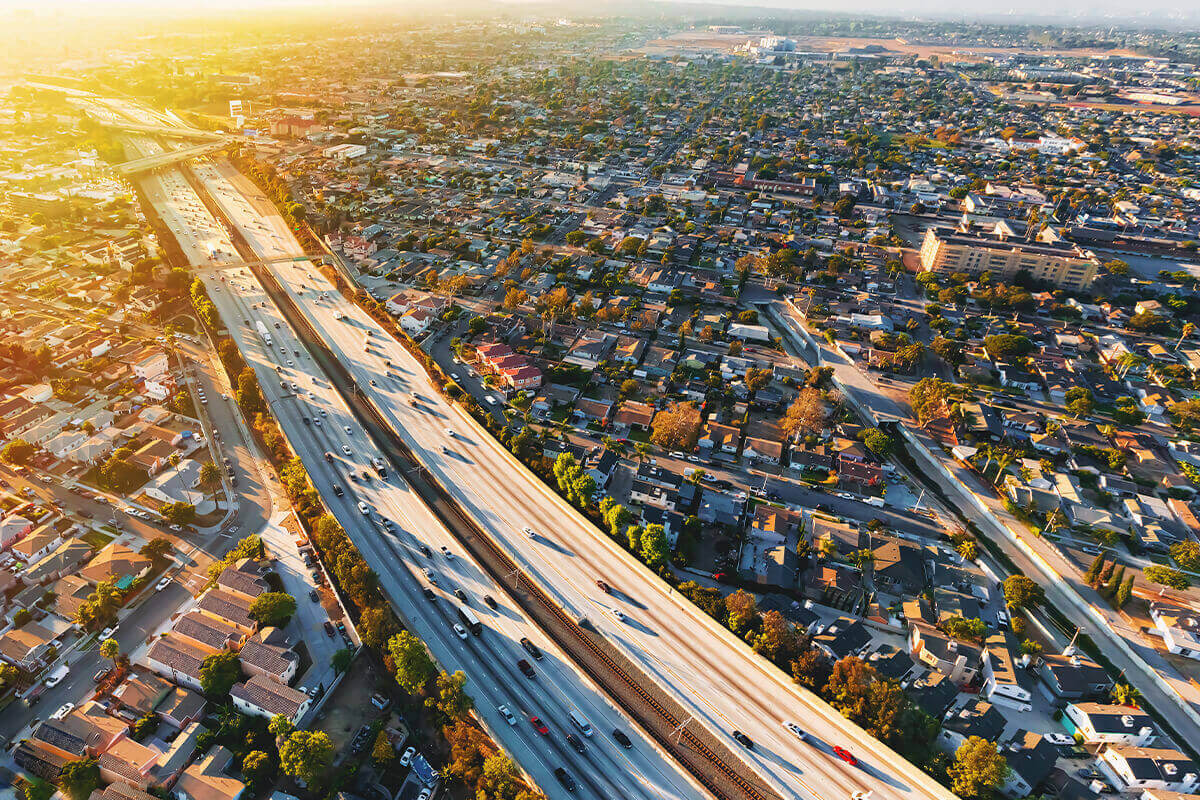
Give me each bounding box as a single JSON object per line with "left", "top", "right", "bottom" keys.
{"left": 919, "top": 224, "right": 1100, "bottom": 290}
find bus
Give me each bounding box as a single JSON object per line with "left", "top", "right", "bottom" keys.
{"left": 456, "top": 604, "right": 482, "bottom": 636}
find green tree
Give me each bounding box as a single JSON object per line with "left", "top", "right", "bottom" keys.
{"left": 372, "top": 730, "right": 394, "bottom": 764}
{"left": 477, "top": 752, "right": 535, "bottom": 800}
{"left": 860, "top": 427, "right": 894, "bottom": 456}
{"left": 948, "top": 736, "right": 1009, "bottom": 799}
{"left": 1116, "top": 576, "right": 1134, "bottom": 607}
{"left": 279, "top": 730, "right": 334, "bottom": 788}
{"left": 1002, "top": 575, "right": 1045, "bottom": 609}
{"left": 1083, "top": 552, "right": 1107, "bottom": 585}
{"left": 388, "top": 631, "right": 435, "bottom": 695}
{"left": 249, "top": 592, "right": 297, "bottom": 626}
{"left": 428, "top": 670, "right": 474, "bottom": 721}
{"left": 159, "top": 501, "right": 196, "bottom": 526}
{"left": 0, "top": 438, "right": 35, "bottom": 466}
{"left": 268, "top": 715, "right": 293, "bottom": 739}
{"left": 99, "top": 638, "right": 120, "bottom": 663}
{"left": 725, "top": 590, "right": 760, "bottom": 637}
{"left": 199, "top": 652, "right": 241, "bottom": 696}
{"left": 1171, "top": 541, "right": 1200, "bottom": 572}
{"left": 357, "top": 606, "right": 399, "bottom": 650}
{"left": 241, "top": 750, "right": 273, "bottom": 783}
{"left": 1145, "top": 565, "right": 1190, "bottom": 590}
{"left": 331, "top": 648, "right": 353, "bottom": 674}
{"left": 640, "top": 524, "right": 670, "bottom": 570}
{"left": 58, "top": 759, "right": 100, "bottom": 800}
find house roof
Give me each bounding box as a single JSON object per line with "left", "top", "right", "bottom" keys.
{"left": 230, "top": 674, "right": 309, "bottom": 719}
{"left": 80, "top": 542, "right": 151, "bottom": 585}
{"left": 174, "top": 747, "right": 245, "bottom": 800}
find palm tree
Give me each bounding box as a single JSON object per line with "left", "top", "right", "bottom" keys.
{"left": 1177, "top": 322, "right": 1196, "bottom": 352}
{"left": 993, "top": 452, "right": 1015, "bottom": 481}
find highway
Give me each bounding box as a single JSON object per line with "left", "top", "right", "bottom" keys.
{"left": 199, "top": 263, "right": 709, "bottom": 800}
{"left": 191, "top": 156, "right": 958, "bottom": 800}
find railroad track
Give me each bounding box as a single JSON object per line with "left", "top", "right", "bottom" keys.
{"left": 244, "top": 258, "right": 773, "bottom": 800}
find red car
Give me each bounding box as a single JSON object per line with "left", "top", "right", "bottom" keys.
{"left": 596, "top": 580, "right": 611, "bottom": 593}
{"left": 833, "top": 746, "right": 858, "bottom": 766}
{"left": 528, "top": 715, "right": 549, "bottom": 735}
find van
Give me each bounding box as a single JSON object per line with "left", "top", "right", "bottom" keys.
{"left": 568, "top": 710, "right": 594, "bottom": 737}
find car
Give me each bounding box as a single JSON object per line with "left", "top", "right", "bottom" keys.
{"left": 100, "top": 626, "right": 117, "bottom": 640}
{"left": 51, "top": 703, "right": 75, "bottom": 720}
{"left": 332, "top": 484, "right": 344, "bottom": 497}
{"left": 341, "top": 445, "right": 352, "bottom": 455}
{"left": 784, "top": 721, "right": 808, "bottom": 741}
{"left": 350, "top": 473, "right": 360, "bottom": 483}
{"left": 612, "top": 729, "right": 633, "bottom": 749}
{"left": 453, "top": 589, "right": 468, "bottom": 604}
{"left": 852, "top": 792, "right": 874, "bottom": 800}
{"left": 498, "top": 704, "right": 517, "bottom": 725}
{"left": 833, "top": 746, "right": 858, "bottom": 765}
{"left": 422, "top": 567, "right": 437, "bottom": 584}
{"left": 323, "top": 621, "right": 335, "bottom": 636}
{"left": 357, "top": 502, "right": 369, "bottom": 515}
{"left": 421, "top": 587, "right": 436, "bottom": 601}
{"left": 313, "top": 418, "right": 322, "bottom": 427}
{"left": 523, "top": 526, "right": 536, "bottom": 539}
{"left": 520, "top": 637, "right": 543, "bottom": 660}
{"left": 711, "top": 572, "right": 730, "bottom": 582}
{"left": 155, "top": 576, "right": 173, "bottom": 591}
{"left": 416, "top": 791, "right": 431, "bottom": 800}
{"left": 528, "top": 715, "right": 549, "bottom": 735}
{"left": 369, "top": 379, "right": 376, "bottom": 386}
{"left": 419, "top": 545, "right": 432, "bottom": 557}
{"left": 732, "top": 730, "right": 754, "bottom": 749}
{"left": 439, "top": 545, "right": 454, "bottom": 559}
{"left": 483, "top": 594, "right": 498, "bottom": 609}
{"left": 445, "top": 428, "right": 455, "bottom": 437}
{"left": 320, "top": 409, "right": 327, "bottom": 416}
{"left": 324, "top": 451, "right": 334, "bottom": 462}
{"left": 1044, "top": 733, "right": 1074, "bottom": 746}
{"left": 309, "top": 589, "right": 320, "bottom": 602}
{"left": 517, "top": 659, "right": 536, "bottom": 678}
{"left": 302, "top": 416, "right": 310, "bottom": 425}
{"left": 566, "top": 733, "right": 586, "bottom": 753}
{"left": 611, "top": 608, "right": 626, "bottom": 622}
{"left": 450, "top": 373, "right": 461, "bottom": 382}
{"left": 360, "top": 470, "right": 371, "bottom": 482}
{"left": 93, "top": 668, "right": 109, "bottom": 684}
{"left": 453, "top": 622, "right": 471, "bottom": 640}
{"left": 596, "top": 579, "right": 611, "bottom": 593}
{"left": 343, "top": 425, "right": 353, "bottom": 434}
{"left": 553, "top": 768, "right": 576, "bottom": 793}
{"left": 399, "top": 747, "right": 415, "bottom": 767}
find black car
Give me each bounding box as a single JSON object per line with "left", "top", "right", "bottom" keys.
{"left": 553, "top": 768, "right": 576, "bottom": 793}
{"left": 422, "top": 587, "right": 436, "bottom": 601}
{"left": 323, "top": 621, "right": 335, "bottom": 636}
{"left": 483, "top": 595, "right": 498, "bottom": 609}
{"left": 332, "top": 484, "right": 344, "bottom": 497}
{"left": 612, "top": 729, "right": 632, "bottom": 749}
{"left": 732, "top": 730, "right": 754, "bottom": 749}
{"left": 517, "top": 659, "right": 536, "bottom": 678}
{"left": 520, "top": 637, "right": 543, "bottom": 660}
{"left": 454, "top": 589, "right": 468, "bottom": 603}
{"left": 309, "top": 589, "right": 319, "bottom": 602}
{"left": 420, "top": 545, "right": 432, "bottom": 557}
{"left": 712, "top": 479, "right": 733, "bottom": 490}
{"left": 301, "top": 417, "right": 310, "bottom": 425}
{"left": 566, "top": 733, "right": 586, "bottom": 754}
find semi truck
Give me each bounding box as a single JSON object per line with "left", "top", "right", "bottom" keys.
{"left": 254, "top": 320, "right": 273, "bottom": 346}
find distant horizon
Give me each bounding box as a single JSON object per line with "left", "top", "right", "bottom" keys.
{"left": 0, "top": 0, "right": 1196, "bottom": 26}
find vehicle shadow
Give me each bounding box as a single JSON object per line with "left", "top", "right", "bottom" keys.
{"left": 537, "top": 538, "right": 577, "bottom": 558}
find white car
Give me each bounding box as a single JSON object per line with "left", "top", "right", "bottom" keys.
{"left": 155, "top": 576, "right": 172, "bottom": 592}
{"left": 343, "top": 425, "right": 353, "bottom": 434}
{"left": 783, "top": 721, "right": 808, "bottom": 741}
{"left": 453, "top": 623, "right": 469, "bottom": 640}
{"left": 523, "top": 526, "right": 536, "bottom": 539}
{"left": 611, "top": 608, "right": 626, "bottom": 622}
{"left": 52, "top": 703, "right": 75, "bottom": 720}
{"left": 341, "top": 445, "right": 352, "bottom": 455}
{"left": 416, "top": 791, "right": 431, "bottom": 800}
{"left": 445, "top": 428, "right": 455, "bottom": 438}
{"left": 498, "top": 704, "right": 517, "bottom": 725}
{"left": 100, "top": 626, "right": 117, "bottom": 640}
{"left": 422, "top": 567, "right": 437, "bottom": 585}
{"left": 357, "top": 502, "right": 370, "bottom": 515}
{"left": 439, "top": 546, "right": 454, "bottom": 560}
{"left": 399, "top": 747, "right": 415, "bottom": 767}
{"left": 1043, "top": 733, "right": 1074, "bottom": 746}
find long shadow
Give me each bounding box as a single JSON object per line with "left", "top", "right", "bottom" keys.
{"left": 612, "top": 591, "right": 647, "bottom": 611}
{"left": 536, "top": 537, "right": 577, "bottom": 558}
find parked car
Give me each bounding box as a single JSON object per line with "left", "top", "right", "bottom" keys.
{"left": 399, "top": 748, "right": 415, "bottom": 767}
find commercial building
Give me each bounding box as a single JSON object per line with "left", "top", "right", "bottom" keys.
{"left": 919, "top": 224, "right": 1099, "bottom": 290}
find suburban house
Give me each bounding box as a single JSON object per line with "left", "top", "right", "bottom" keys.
{"left": 1065, "top": 703, "right": 1157, "bottom": 746}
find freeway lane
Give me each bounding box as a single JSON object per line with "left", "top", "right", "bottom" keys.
{"left": 201, "top": 265, "right": 709, "bottom": 800}
{"left": 191, "top": 158, "right": 956, "bottom": 800}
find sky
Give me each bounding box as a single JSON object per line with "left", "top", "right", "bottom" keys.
{"left": 0, "top": 0, "right": 1193, "bottom": 25}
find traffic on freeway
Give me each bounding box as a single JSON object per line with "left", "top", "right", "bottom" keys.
{"left": 200, "top": 262, "right": 708, "bottom": 800}
{"left": 190, "top": 155, "right": 955, "bottom": 800}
